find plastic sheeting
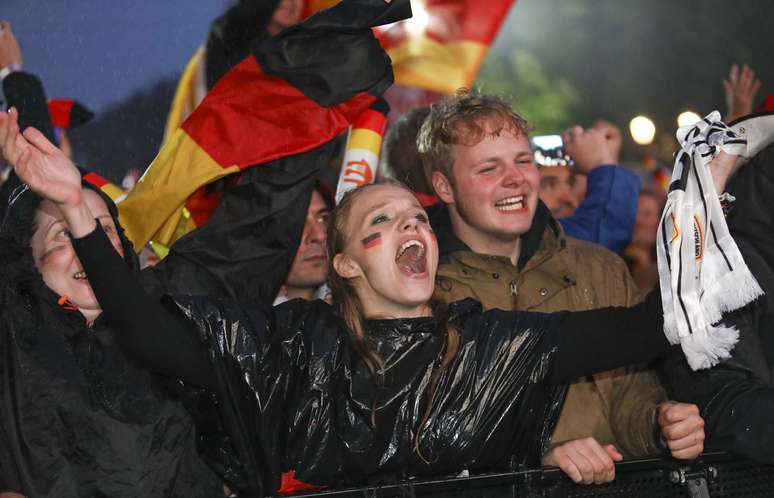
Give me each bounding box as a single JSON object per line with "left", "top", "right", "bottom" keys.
{"left": 172, "top": 296, "right": 568, "bottom": 496}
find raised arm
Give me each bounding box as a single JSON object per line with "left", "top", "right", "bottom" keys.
{"left": 547, "top": 288, "right": 670, "bottom": 384}
{"left": 0, "top": 109, "right": 214, "bottom": 388}
{"left": 559, "top": 123, "right": 639, "bottom": 253}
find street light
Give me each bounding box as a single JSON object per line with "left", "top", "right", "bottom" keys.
{"left": 677, "top": 111, "right": 701, "bottom": 128}
{"left": 630, "top": 116, "right": 656, "bottom": 145}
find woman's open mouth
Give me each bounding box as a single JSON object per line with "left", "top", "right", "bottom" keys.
{"left": 395, "top": 239, "right": 427, "bottom": 276}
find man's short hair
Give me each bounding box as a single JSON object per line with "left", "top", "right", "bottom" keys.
{"left": 380, "top": 107, "right": 433, "bottom": 194}
{"left": 417, "top": 89, "right": 530, "bottom": 187}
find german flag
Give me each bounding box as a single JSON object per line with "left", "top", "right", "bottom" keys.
{"left": 119, "top": 0, "right": 409, "bottom": 252}
{"left": 304, "top": 0, "right": 515, "bottom": 94}
{"left": 80, "top": 170, "right": 125, "bottom": 203}
{"left": 334, "top": 98, "right": 389, "bottom": 201}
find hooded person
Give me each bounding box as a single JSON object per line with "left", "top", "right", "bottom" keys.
{"left": 0, "top": 176, "right": 223, "bottom": 497}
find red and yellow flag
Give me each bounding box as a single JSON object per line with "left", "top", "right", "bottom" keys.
{"left": 119, "top": 0, "right": 406, "bottom": 252}
{"left": 305, "top": 0, "right": 515, "bottom": 95}
{"left": 118, "top": 56, "right": 376, "bottom": 250}
{"left": 379, "top": 0, "right": 515, "bottom": 94}
{"left": 81, "top": 170, "right": 125, "bottom": 203}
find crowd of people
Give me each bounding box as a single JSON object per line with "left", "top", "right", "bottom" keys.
{"left": 0, "top": 1, "right": 773, "bottom": 497}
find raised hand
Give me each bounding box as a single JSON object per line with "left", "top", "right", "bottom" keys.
{"left": 708, "top": 150, "right": 740, "bottom": 194}
{"left": 724, "top": 64, "right": 762, "bottom": 122}
{"left": 592, "top": 119, "right": 623, "bottom": 164}
{"left": 0, "top": 107, "right": 83, "bottom": 207}
{"left": 562, "top": 126, "right": 616, "bottom": 175}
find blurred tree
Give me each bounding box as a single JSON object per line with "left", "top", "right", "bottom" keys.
{"left": 478, "top": 49, "right": 580, "bottom": 134}
{"left": 477, "top": 0, "right": 774, "bottom": 161}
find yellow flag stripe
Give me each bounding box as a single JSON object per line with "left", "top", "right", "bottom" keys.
{"left": 162, "top": 47, "right": 206, "bottom": 145}
{"left": 387, "top": 39, "right": 488, "bottom": 95}
{"left": 118, "top": 127, "right": 240, "bottom": 249}
{"left": 347, "top": 128, "right": 383, "bottom": 156}
{"left": 99, "top": 184, "right": 126, "bottom": 202}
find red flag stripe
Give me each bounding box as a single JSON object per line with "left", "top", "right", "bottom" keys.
{"left": 82, "top": 172, "right": 108, "bottom": 188}
{"left": 352, "top": 108, "right": 388, "bottom": 135}
{"left": 181, "top": 57, "right": 377, "bottom": 170}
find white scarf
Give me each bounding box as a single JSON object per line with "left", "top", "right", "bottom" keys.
{"left": 657, "top": 111, "right": 764, "bottom": 370}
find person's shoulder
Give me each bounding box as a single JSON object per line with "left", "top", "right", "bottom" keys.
{"left": 273, "top": 298, "right": 333, "bottom": 322}
{"left": 562, "top": 236, "right": 628, "bottom": 268}
{"left": 274, "top": 298, "right": 339, "bottom": 350}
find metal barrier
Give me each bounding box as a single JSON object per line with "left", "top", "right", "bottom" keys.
{"left": 286, "top": 452, "right": 774, "bottom": 498}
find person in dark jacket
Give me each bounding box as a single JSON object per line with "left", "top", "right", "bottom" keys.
{"left": 1, "top": 105, "right": 745, "bottom": 497}
{"left": 658, "top": 125, "right": 774, "bottom": 465}
{"left": 0, "top": 123, "right": 224, "bottom": 495}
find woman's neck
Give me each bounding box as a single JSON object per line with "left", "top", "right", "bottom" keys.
{"left": 362, "top": 302, "right": 433, "bottom": 320}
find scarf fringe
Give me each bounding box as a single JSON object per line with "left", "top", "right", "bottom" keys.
{"left": 679, "top": 323, "right": 739, "bottom": 370}
{"left": 700, "top": 235, "right": 764, "bottom": 323}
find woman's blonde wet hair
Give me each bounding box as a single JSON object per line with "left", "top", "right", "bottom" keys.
{"left": 326, "top": 182, "right": 460, "bottom": 461}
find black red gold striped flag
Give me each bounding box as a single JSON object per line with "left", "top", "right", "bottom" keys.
{"left": 334, "top": 98, "right": 389, "bottom": 201}
{"left": 119, "top": 0, "right": 409, "bottom": 250}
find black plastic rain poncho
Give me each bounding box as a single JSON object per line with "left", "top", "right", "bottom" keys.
{"left": 170, "top": 296, "right": 566, "bottom": 488}
{"left": 155, "top": 287, "right": 667, "bottom": 495}
{"left": 0, "top": 185, "right": 223, "bottom": 497}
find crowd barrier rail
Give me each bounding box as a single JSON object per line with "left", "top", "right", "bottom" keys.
{"left": 286, "top": 452, "right": 774, "bottom": 498}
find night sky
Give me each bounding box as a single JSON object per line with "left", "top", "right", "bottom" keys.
{"left": 5, "top": 1, "right": 227, "bottom": 112}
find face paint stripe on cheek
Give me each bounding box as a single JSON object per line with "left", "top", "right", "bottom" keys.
{"left": 361, "top": 232, "right": 382, "bottom": 249}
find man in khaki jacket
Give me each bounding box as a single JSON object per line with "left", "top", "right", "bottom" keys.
{"left": 417, "top": 91, "right": 705, "bottom": 484}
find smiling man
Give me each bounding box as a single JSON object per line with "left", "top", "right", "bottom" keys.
{"left": 418, "top": 90, "right": 704, "bottom": 484}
